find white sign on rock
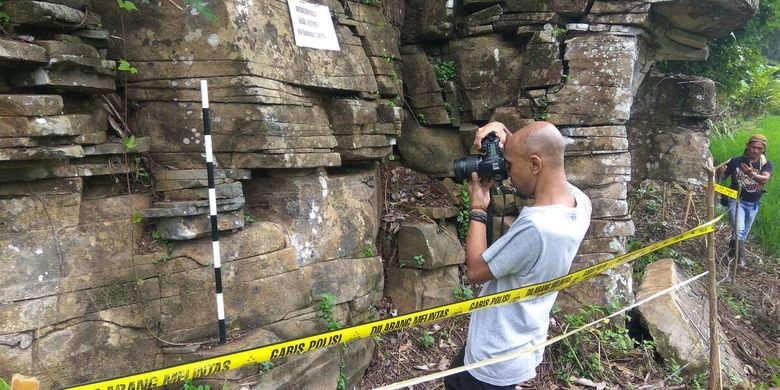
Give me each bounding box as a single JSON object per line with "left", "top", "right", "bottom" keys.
{"left": 287, "top": 0, "right": 340, "bottom": 51}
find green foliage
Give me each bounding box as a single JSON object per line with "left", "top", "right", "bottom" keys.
{"left": 132, "top": 210, "right": 143, "bottom": 224}
{"left": 150, "top": 229, "right": 175, "bottom": 263}
{"left": 337, "top": 359, "right": 347, "bottom": 390}
{"left": 0, "top": 377, "right": 8, "bottom": 390}
{"left": 118, "top": 59, "right": 139, "bottom": 74}
{"left": 626, "top": 239, "right": 697, "bottom": 282}
{"left": 431, "top": 57, "right": 456, "bottom": 84}
{"left": 185, "top": 0, "right": 217, "bottom": 22}
{"left": 122, "top": 135, "right": 137, "bottom": 150}
{"left": 755, "top": 357, "right": 780, "bottom": 388}
{"left": 550, "top": 303, "right": 648, "bottom": 382}
{"left": 243, "top": 214, "right": 256, "bottom": 223}
{"left": 731, "top": 64, "right": 780, "bottom": 117}
{"left": 415, "top": 112, "right": 427, "bottom": 124}
{"left": 0, "top": 1, "right": 11, "bottom": 25}
{"left": 318, "top": 293, "right": 343, "bottom": 331}
{"left": 116, "top": 0, "right": 216, "bottom": 22}
{"left": 659, "top": 0, "right": 780, "bottom": 114}
{"left": 532, "top": 95, "right": 548, "bottom": 121}
{"left": 116, "top": 0, "right": 138, "bottom": 11}
{"left": 258, "top": 361, "right": 274, "bottom": 375}
{"left": 182, "top": 379, "right": 209, "bottom": 390}
{"left": 133, "top": 156, "right": 149, "bottom": 179}
{"left": 413, "top": 254, "right": 425, "bottom": 267}
{"left": 453, "top": 285, "right": 474, "bottom": 301}
{"left": 664, "top": 358, "right": 684, "bottom": 385}
{"left": 551, "top": 26, "right": 567, "bottom": 38}
{"left": 718, "top": 285, "right": 752, "bottom": 317}
{"left": 363, "top": 244, "right": 375, "bottom": 257}
{"left": 418, "top": 330, "right": 435, "bottom": 348}
{"left": 379, "top": 97, "right": 400, "bottom": 107}
{"left": 456, "top": 182, "right": 471, "bottom": 241}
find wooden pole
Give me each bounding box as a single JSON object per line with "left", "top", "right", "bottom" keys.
{"left": 732, "top": 189, "right": 741, "bottom": 282}
{"left": 704, "top": 163, "right": 722, "bottom": 389}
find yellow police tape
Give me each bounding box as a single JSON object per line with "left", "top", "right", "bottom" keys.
{"left": 714, "top": 183, "right": 738, "bottom": 199}
{"left": 62, "top": 215, "right": 722, "bottom": 390}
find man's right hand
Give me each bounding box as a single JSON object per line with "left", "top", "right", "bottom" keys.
{"left": 474, "top": 122, "right": 510, "bottom": 151}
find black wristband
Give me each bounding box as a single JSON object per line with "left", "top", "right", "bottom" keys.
{"left": 469, "top": 210, "right": 488, "bottom": 225}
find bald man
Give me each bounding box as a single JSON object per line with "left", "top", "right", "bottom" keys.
{"left": 444, "top": 121, "right": 592, "bottom": 390}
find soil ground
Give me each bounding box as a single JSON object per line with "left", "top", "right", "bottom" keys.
{"left": 359, "top": 168, "right": 780, "bottom": 389}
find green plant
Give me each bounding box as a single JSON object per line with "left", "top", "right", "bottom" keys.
{"left": 664, "top": 358, "right": 684, "bottom": 385}
{"left": 532, "top": 94, "right": 548, "bottom": 121}
{"left": 182, "top": 379, "right": 210, "bottom": 390}
{"left": 132, "top": 210, "right": 143, "bottom": 224}
{"left": 318, "top": 293, "right": 343, "bottom": 331}
{"left": 184, "top": 0, "right": 217, "bottom": 21}
{"left": 363, "top": 244, "right": 375, "bottom": 257}
{"left": 243, "top": 214, "right": 256, "bottom": 223}
{"left": 0, "top": 377, "right": 8, "bottom": 390}
{"left": 118, "top": 59, "right": 139, "bottom": 74}
{"left": 258, "top": 361, "right": 274, "bottom": 375}
{"left": 413, "top": 254, "right": 425, "bottom": 267}
{"left": 0, "top": 1, "right": 10, "bottom": 25}
{"left": 418, "top": 330, "right": 435, "bottom": 348}
{"left": 731, "top": 64, "right": 780, "bottom": 117}
{"left": 718, "top": 285, "right": 752, "bottom": 317}
{"left": 456, "top": 182, "right": 471, "bottom": 241}
{"left": 149, "top": 229, "right": 175, "bottom": 262}
{"left": 551, "top": 26, "right": 567, "bottom": 38}
{"left": 755, "top": 357, "right": 780, "bottom": 389}
{"left": 116, "top": 0, "right": 138, "bottom": 11}
{"left": 150, "top": 230, "right": 162, "bottom": 240}
{"left": 453, "top": 285, "right": 474, "bottom": 301}
{"left": 337, "top": 359, "right": 347, "bottom": 390}
{"left": 432, "top": 58, "right": 456, "bottom": 85}
{"left": 415, "top": 112, "right": 427, "bottom": 124}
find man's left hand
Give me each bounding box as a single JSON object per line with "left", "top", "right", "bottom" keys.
{"left": 468, "top": 172, "right": 492, "bottom": 211}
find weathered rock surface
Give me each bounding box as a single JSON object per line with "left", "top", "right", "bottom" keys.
{"left": 386, "top": 265, "right": 461, "bottom": 314}
{"left": 244, "top": 169, "right": 381, "bottom": 266}
{"left": 637, "top": 259, "right": 746, "bottom": 379}
{"left": 397, "top": 222, "right": 465, "bottom": 269}
{"left": 628, "top": 74, "right": 715, "bottom": 185}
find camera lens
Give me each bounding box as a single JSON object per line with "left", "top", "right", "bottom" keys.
{"left": 453, "top": 156, "right": 480, "bottom": 182}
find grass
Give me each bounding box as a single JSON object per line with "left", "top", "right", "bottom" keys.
{"left": 709, "top": 115, "right": 780, "bottom": 258}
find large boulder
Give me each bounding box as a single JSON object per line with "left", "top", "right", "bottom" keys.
{"left": 637, "top": 259, "right": 746, "bottom": 379}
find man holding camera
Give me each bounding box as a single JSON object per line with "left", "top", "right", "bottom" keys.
{"left": 444, "top": 121, "right": 592, "bottom": 389}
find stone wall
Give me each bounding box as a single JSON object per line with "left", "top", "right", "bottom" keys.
{"left": 0, "top": 0, "right": 757, "bottom": 388}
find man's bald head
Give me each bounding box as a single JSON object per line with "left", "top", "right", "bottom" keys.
{"left": 507, "top": 121, "right": 566, "bottom": 168}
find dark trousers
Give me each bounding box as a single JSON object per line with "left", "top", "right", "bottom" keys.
{"left": 443, "top": 346, "right": 517, "bottom": 390}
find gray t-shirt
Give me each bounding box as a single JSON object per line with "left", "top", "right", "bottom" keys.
{"left": 464, "top": 183, "right": 592, "bottom": 386}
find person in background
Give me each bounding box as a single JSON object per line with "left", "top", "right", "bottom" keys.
{"left": 444, "top": 121, "right": 591, "bottom": 389}
{"left": 717, "top": 134, "right": 772, "bottom": 269}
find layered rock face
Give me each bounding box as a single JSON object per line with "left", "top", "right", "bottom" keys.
{"left": 0, "top": 0, "right": 757, "bottom": 388}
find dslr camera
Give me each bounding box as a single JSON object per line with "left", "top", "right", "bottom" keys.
{"left": 453, "top": 132, "right": 507, "bottom": 182}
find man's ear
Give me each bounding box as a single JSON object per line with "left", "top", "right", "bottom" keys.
{"left": 529, "top": 155, "right": 542, "bottom": 174}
